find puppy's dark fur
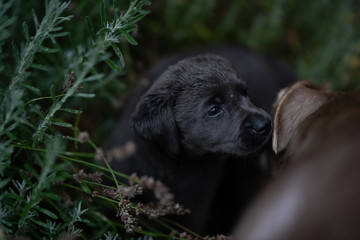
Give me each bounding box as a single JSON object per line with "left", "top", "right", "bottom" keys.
{"left": 233, "top": 81, "right": 360, "bottom": 239}
{"left": 133, "top": 55, "right": 272, "bottom": 158}
{"left": 104, "top": 46, "right": 296, "bottom": 234}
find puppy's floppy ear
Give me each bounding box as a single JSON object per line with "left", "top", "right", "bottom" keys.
{"left": 131, "top": 91, "right": 180, "bottom": 156}
{"left": 272, "top": 81, "right": 328, "bottom": 154}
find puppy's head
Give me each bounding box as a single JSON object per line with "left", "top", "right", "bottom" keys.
{"left": 132, "top": 55, "right": 272, "bottom": 158}
{"left": 272, "top": 81, "right": 329, "bottom": 154}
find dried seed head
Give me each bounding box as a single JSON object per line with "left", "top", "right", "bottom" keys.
{"left": 73, "top": 169, "right": 102, "bottom": 183}
{"left": 78, "top": 131, "right": 89, "bottom": 143}
{"left": 129, "top": 173, "right": 139, "bottom": 186}
{"left": 117, "top": 184, "right": 143, "bottom": 199}
{"left": 94, "top": 148, "right": 104, "bottom": 161}
{"left": 105, "top": 140, "right": 136, "bottom": 162}
{"left": 100, "top": 188, "right": 120, "bottom": 200}
{"left": 204, "top": 235, "right": 232, "bottom": 240}
{"left": 73, "top": 169, "right": 86, "bottom": 182}
{"left": 63, "top": 71, "right": 83, "bottom": 91}
{"left": 117, "top": 199, "right": 141, "bottom": 234}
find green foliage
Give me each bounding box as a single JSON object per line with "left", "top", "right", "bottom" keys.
{"left": 137, "top": 0, "right": 360, "bottom": 90}
{"left": 0, "top": 0, "right": 191, "bottom": 239}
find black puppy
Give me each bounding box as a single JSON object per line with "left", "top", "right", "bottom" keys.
{"left": 133, "top": 55, "right": 272, "bottom": 158}
{"left": 104, "top": 47, "right": 296, "bottom": 234}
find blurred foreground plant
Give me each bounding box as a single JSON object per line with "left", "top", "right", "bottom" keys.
{"left": 0, "top": 0, "right": 214, "bottom": 239}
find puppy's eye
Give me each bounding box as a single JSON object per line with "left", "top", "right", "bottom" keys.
{"left": 207, "top": 105, "right": 221, "bottom": 117}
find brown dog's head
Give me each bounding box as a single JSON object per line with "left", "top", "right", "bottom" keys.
{"left": 272, "top": 81, "right": 330, "bottom": 156}
{"left": 131, "top": 55, "right": 272, "bottom": 158}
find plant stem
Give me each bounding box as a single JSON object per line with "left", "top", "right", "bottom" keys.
{"left": 13, "top": 143, "right": 95, "bottom": 158}
{"left": 88, "top": 139, "right": 119, "bottom": 189}
{"left": 24, "top": 94, "right": 66, "bottom": 106}
{"left": 60, "top": 155, "right": 130, "bottom": 180}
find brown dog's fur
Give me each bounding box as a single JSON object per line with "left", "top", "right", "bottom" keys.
{"left": 272, "top": 81, "right": 329, "bottom": 155}
{"left": 233, "top": 81, "right": 360, "bottom": 240}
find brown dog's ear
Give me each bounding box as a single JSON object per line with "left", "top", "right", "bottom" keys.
{"left": 272, "top": 81, "right": 328, "bottom": 154}
{"left": 131, "top": 91, "right": 180, "bottom": 156}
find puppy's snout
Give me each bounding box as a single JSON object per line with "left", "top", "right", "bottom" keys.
{"left": 253, "top": 117, "right": 272, "bottom": 135}
{"left": 244, "top": 114, "right": 272, "bottom": 136}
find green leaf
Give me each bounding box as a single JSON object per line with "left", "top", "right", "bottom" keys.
{"left": 41, "top": 192, "right": 61, "bottom": 201}
{"left": 0, "top": 178, "right": 11, "bottom": 189}
{"left": 122, "top": 31, "right": 138, "bottom": 45}
{"left": 60, "top": 108, "right": 83, "bottom": 114}
{"left": 50, "top": 26, "right": 63, "bottom": 32}
{"left": 124, "top": 24, "right": 137, "bottom": 33}
{"left": 86, "top": 16, "right": 96, "bottom": 41}
{"left": 140, "top": 0, "right": 152, "bottom": 8}
{"left": 5, "top": 122, "right": 18, "bottom": 132}
{"left": 54, "top": 16, "right": 73, "bottom": 25}
{"left": 15, "top": 117, "right": 36, "bottom": 129}
{"left": 31, "top": 8, "right": 39, "bottom": 30}
{"left": 1, "top": 15, "right": 17, "bottom": 29}
{"left": 74, "top": 93, "right": 96, "bottom": 98}
{"left": 20, "top": 83, "right": 41, "bottom": 95}
{"left": 4, "top": 130, "right": 17, "bottom": 141}
{"left": 84, "top": 73, "right": 104, "bottom": 82}
{"left": 0, "top": 29, "right": 10, "bottom": 42}
{"left": 62, "top": 136, "right": 81, "bottom": 142}
{"left": 80, "top": 182, "right": 92, "bottom": 194}
{"left": 23, "top": 21, "right": 30, "bottom": 41}
{"left": 100, "top": 0, "right": 107, "bottom": 25}
{"left": 36, "top": 207, "right": 58, "bottom": 219}
{"left": 4, "top": 192, "right": 22, "bottom": 201}
{"left": 50, "top": 36, "right": 57, "bottom": 44}
{"left": 111, "top": 43, "right": 125, "bottom": 68}
{"left": 19, "top": 170, "right": 33, "bottom": 186}
{"left": 30, "top": 105, "right": 45, "bottom": 118}
{"left": 50, "top": 84, "right": 56, "bottom": 99}
{"left": 39, "top": 45, "right": 59, "bottom": 53}
{"left": 124, "top": 13, "right": 149, "bottom": 27}
{"left": 12, "top": 41, "right": 20, "bottom": 60}
{"left": 17, "top": 123, "right": 34, "bottom": 136}
{"left": 31, "top": 63, "right": 48, "bottom": 71}
{"left": 0, "top": 221, "right": 12, "bottom": 232}
{"left": 112, "top": 0, "right": 119, "bottom": 19}
{"left": 30, "top": 218, "right": 53, "bottom": 228}
{"left": 52, "top": 121, "right": 73, "bottom": 128}
{"left": 49, "top": 31, "right": 70, "bottom": 38}
{"left": 97, "top": 27, "right": 112, "bottom": 35}
{"left": 105, "top": 58, "right": 122, "bottom": 72}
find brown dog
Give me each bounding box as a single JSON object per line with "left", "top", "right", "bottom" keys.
{"left": 233, "top": 81, "right": 360, "bottom": 240}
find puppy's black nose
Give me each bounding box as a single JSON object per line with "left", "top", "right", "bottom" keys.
{"left": 243, "top": 114, "right": 272, "bottom": 136}
{"left": 253, "top": 117, "right": 272, "bottom": 135}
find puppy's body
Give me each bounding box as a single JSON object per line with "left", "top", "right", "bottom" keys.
{"left": 104, "top": 47, "right": 296, "bottom": 234}
{"left": 234, "top": 81, "right": 360, "bottom": 239}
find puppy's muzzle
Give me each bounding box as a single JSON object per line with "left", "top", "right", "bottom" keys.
{"left": 243, "top": 114, "right": 272, "bottom": 137}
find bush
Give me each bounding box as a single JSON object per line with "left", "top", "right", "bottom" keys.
{"left": 0, "top": 0, "right": 193, "bottom": 239}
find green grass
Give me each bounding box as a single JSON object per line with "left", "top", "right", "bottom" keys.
{"left": 1, "top": 0, "right": 360, "bottom": 239}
